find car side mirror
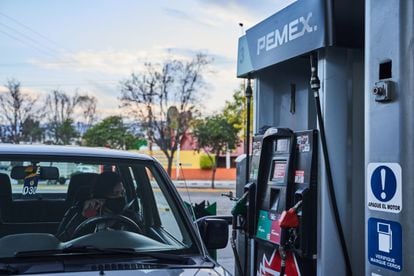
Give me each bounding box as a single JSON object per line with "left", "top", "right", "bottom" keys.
{"left": 197, "top": 217, "right": 229, "bottom": 250}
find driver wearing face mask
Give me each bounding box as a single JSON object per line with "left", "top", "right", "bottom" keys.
{"left": 83, "top": 172, "right": 128, "bottom": 217}
{"left": 57, "top": 171, "right": 138, "bottom": 241}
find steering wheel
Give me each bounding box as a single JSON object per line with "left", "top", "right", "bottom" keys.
{"left": 72, "top": 214, "right": 142, "bottom": 238}
{"left": 122, "top": 197, "right": 137, "bottom": 213}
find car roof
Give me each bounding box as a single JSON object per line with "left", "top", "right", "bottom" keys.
{"left": 0, "top": 144, "right": 154, "bottom": 161}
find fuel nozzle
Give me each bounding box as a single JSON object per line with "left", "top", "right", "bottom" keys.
{"left": 278, "top": 200, "right": 303, "bottom": 276}
{"left": 221, "top": 191, "right": 238, "bottom": 201}
{"left": 279, "top": 200, "right": 302, "bottom": 229}
{"left": 231, "top": 192, "right": 248, "bottom": 217}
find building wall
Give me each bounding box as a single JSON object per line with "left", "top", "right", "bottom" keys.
{"left": 131, "top": 149, "right": 236, "bottom": 180}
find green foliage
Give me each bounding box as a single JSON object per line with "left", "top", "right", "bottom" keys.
{"left": 135, "top": 139, "right": 147, "bottom": 150}
{"left": 193, "top": 114, "right": 239, "bottom": 167}
{"left": 83, "top": 116, "right": 139, "bottom": 150}
{"left": 44, "top": 90, "right": 97, "bottom": 145}
{"left": 194, "top": 114, "right": 239, "bottom": 155}
{"left": 21, "top": 117, "right": 43, "bottom": 143}
{"left": 193, "top": 114, "right": 239, "bottom": 188}
{"left": 222, "top": 83, "right": 253, "bottom": 136}
{"left": 223, "top": 86, "right": 244, "bottom": 133}
{"left": 56, "top": 119, "right": 78, "bottom": 145}
{"left": 200, "top": 154, "right": 214, "bottom": 169}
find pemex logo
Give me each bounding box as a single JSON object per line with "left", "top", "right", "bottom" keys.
{"left": 256, "top": 12, "right": 317, "bottom": 56}
{"left": 257, "top": 250, "right": 300, "bottom": 276}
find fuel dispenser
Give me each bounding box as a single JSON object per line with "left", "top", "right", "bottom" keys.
{"left": 253, "top": 128, "right": 317, "bottom": 275}
{"left": 232, "top": 127, "right": 318, "bottom": 275}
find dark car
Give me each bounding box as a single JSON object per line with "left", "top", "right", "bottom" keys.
{"left": 0, "top": 144, "right": 230, "bottom": 275}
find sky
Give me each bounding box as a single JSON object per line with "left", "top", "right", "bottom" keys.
{"left": 0, "top": 0, "right": 290, "bottom": 120}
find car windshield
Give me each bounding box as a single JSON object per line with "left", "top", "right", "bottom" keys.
{"left": 0, "top": 154, "right": 196, "bottom": 259}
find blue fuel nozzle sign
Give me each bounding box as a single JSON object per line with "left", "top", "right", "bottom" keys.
{"left": 368, "top": 218, "right": 402, "bottom": 272}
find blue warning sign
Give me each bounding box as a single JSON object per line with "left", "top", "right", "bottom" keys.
{"left": 371, "top": 166, "right": 396, "bottom": 202}
{"left": 367, "top": 163, "right": 402, "bottom": 213}
{"left": 368, "top": 218, "right": 402, "bottom": 272}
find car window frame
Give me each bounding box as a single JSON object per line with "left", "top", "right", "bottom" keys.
{"left": 0, "top": 154, "right": 204, "bottom": 255}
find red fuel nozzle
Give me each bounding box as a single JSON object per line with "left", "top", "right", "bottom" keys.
{"left": 279, "top": 208, "right": 299, "bottom": 228}
{"left": 278, "top": 200, "right": 302, "bottom": 229}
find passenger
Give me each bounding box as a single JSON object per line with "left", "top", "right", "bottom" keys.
{"left": 56, "top": 171, "right": 139, "bottom": 241}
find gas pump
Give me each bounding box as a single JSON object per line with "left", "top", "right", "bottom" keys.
{"left": 252, "top": 128, "right": 317, "bottom": 275}
{"left": 235, "top": 0, "right": 365, "bottom": 274}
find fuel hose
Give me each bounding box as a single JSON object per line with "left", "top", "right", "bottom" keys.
{"left": 310, "top": 53, "right": 353, "bottom": 276}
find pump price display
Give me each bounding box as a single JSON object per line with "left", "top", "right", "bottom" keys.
{"left": 272, "top": 161, "right": 287, "bottom": 183}
{"left": 367, "top": 163, "right": 402, "bottom": 213}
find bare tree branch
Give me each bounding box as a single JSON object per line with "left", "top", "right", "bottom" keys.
{"left": 119, "top": 54, "right": 210, "bottom": 175}
{"left": 0, "top": 79, "right": 40, "bottom": 143}
{"left": 44, "top": 90, "right": 97, "bottom": 144}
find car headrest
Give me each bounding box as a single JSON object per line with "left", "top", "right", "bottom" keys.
{"left": 0, "top": 173, "right": 12, "bottom": 200}
{"left": 66, "top": 173, "right": 99, "bottom": 204}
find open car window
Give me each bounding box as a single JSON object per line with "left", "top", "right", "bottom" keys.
{"left": 0, "top": 156, "right": 196, "bottom": 259}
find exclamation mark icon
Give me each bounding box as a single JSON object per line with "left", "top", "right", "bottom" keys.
{"left": 381, "top": 168, "right": 386, "bottom": 199}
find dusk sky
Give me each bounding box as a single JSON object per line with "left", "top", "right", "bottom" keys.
{"left": 0, "top": 1, "right": 293, "bottom": 119}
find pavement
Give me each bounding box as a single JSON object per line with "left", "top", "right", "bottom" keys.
{"left": 172, "top": 180, "right": 236, "bottom": 189}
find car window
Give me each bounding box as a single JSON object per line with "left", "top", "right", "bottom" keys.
{"left": 145, "top": 167, "right": 183, "bottom": 242}
{"left": 0, "top": 155, "right": 195, "bottom": 259}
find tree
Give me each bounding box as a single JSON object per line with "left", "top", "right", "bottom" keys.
{"left": 44, "top": 90, "right": 97, "bottom": 144}
{"left": 21, "top": 116, "right": 44, "bottom": 143}
{"left": 120, "top": 53, "right": 210, "bottom": 176}
{"left": 78, "top": 95, "right": 97, "bottom": 126}
{"left": 223, "top": 85, "right": 244, "bottom": 133}
{"left": 56, "top": 119, "right": 79, "bottom": 145}
{"left": 0, "top": 79, "right": 39, "bottom": 143}
{"left": 193, "top": 114, "right": 240, "bottom": 188}
{"left": 222, "top": 84, "right": 253, "bottom": 136}
{"left": 83, "top": 116, "right": 140, "bottom": 150}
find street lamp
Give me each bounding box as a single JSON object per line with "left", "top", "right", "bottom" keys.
{"left": 245, "top": 75, "right": 252, "bottom": 184}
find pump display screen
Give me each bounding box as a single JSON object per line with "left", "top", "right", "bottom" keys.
{"left": 272, "top": 160, "right": 287, "bottom": 183}
{"left": 275, "top": 138, "right": 289, "bottom": 152}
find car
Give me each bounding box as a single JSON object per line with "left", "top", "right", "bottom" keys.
{"left": 75, "top": 164, "right": 98, "bottom": 173}
{"left": 0, "top": 144, "right": 231, "bottom": 275}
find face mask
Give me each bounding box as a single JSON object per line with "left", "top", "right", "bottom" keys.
{"left": 105, "top": 197, "right": 127, "bottom": 214}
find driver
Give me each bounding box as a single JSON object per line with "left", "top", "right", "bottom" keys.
{"left": 57, "top": 171, "right": 138, "bottom": 241}
{"left": 83, "top": 172, "right": 127, "bottom": 217}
